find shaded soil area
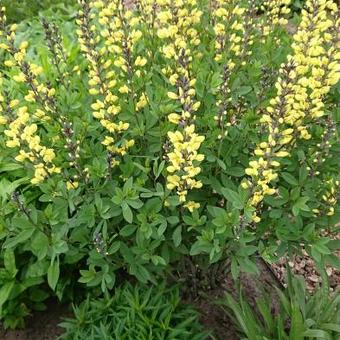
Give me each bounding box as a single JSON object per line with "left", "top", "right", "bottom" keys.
{"left": 0, "top": 301, "right": 68, "bottom": 340}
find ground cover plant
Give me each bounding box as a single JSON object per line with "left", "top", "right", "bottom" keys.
{"left": 59, "top": 282, "right": 208, "bottom": 339}
{"left": 0, "top": 0, "right": 339, "bottom": 336}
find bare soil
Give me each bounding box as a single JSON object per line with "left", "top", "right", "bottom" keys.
{"left": 0, "top": 301, "right": 68, "bottom": 340}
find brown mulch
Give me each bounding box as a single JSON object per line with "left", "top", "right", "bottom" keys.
{"left": 271, "top": 231, "right": 340, "bottom": 293}
{"left": 271, "top": 250, "right": 340, "bottom": 293}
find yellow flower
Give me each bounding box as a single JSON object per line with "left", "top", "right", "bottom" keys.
{"left": 245, "top": 168, "right": 258, "bottom": 177}
{"left": 9, "top": 99, "right": 19, "bottom": 108}
{"left": 167, "top": 92, "right": 178, "bottom": 100}
{"left": 66, "top": 181, "right": 79, "bottom": 190}
{"left": 15, "top": 150, "right": 29, "bottom": 162}
{"left": 119, "top": 85, "right": 129, "bottom": 94}
{"left": 168, "top": 113, "right": 181, "bottom": 124}
{"left": 102, "top": 136, "right": 114, "bottom": 146}
{"left": 40, "top": 148, "right": 56, "bottom": 163}
{"left": 326, "top": 207, "right": 334, "bottom": 216}
{"left": 13, "top": 73, "right": 26, "bottom": 83}
{"left": 184, "top": 201, "right": 200, "bottom": 212}
{"left": 136, "top": 93, "right": 148, "bottom": 111}
{"left": 252, "top": 214, "right": 261, "bottom": 223}
{"left": 4, "top": 60, "right": 15, "bottom": 67}
{"left": 0, "top": 115, "right": 7, "bottom": 125}
{"left": 91, "top": 100, "right": 105, "bottom": 111}
{"left": 241, "top": 181, "right": 249, "bottom": 189}
{"left": 6, "top": 139, "right": 20, "bottom": 148}
{"left": 166, "top": 175, "right": 180, "bottom": 190}
{"left": 275, "top": 151, "right": 289, "bottom": 158}
{"left": 134, "top": 56, "right": 147, "bottom": 67}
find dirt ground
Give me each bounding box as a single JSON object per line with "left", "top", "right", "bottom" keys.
{"left": 0, "top": 301, "right": 67, "bottom": 340}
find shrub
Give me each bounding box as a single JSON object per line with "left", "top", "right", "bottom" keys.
{"left": 220, "top": 273, "right": 340, "bottom": 339}
{"left": 59, "top": 282, "right": 208, "bottom": 340}
{"left": 0, "top": 0, "right": 339, "bottom": 328}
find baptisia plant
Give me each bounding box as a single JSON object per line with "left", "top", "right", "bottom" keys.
{"left": 0, "top": 0, "right": 339, "bottom": 328}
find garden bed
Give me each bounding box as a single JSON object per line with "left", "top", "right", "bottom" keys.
{"left": 0, "top": 261, "right": 280, "bottom": 339}
{"left": 0, "top": 0, "right": 339, "bottom": 338}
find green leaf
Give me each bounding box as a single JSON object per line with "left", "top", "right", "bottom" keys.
{"left": 238, "top": 257, "right": 259, "bottom": 275}
{"left": 79, "top": 269, "right": 96, "bottom": 284}
{"left": 0, "top": 281, "right": 15, "bottom": 308}
{"left": 122, "top": 202, "right": 133, "bottom": 223}
{"left": 225, "top": 167, "right": 245, "bottom": 177}
{"left": 0, "top": 163, "right": 23, "bottom": 172}
{"left": 324, "top": 254, "right": 340, "bottom": 269}
{"left": 217, "top": 159, "right": 226, "bottom": 171}
{"left": 231, "top": 257, "right": 240, "bottom": 280}
{"left": 292, "top": 197, "right": 310, "bottom": 216}
{"left": 31, "top": 231, "right": 49, "bottom": 260}
{"left": 119, "top": 243, "right": 135, "bottom": 263}
{"left": 320, "top": 323, "right": 340, "bottom": 333}
{"left": 313, "top": 243, "right": 331, "bottom": 255}
{"left": 221, "top": 188, "right": 243, "bottom": 209}
{"left": 173, "top": 226, "right": 182, "bottom": 247}
{"left": 120, "top": 224, "right": 137, "bottom": 237}
{"left": 257, "top": 298, "right": 274, "bottom": 331}
{"left": 282, "top": 172, "right": 299, "bottom": 186}
{"left": 151, "top": 255, "right": 166, "bottom": 266}
{"left": 236, "top": 86, "right": 252, "bottom": 96}
{"left": 126, "top": 199, "right": 143, "bottom": 209}
{"left": 289, "top": 302, "right": 304, "bottom": 340}
{"left": 129, "top": 264, "right": 151, "bottom": 283}
{"left": 123, "top": 177, "right": 134, "bottom": 194}
{"left": 108, "top": 241, "right": 120, "bottom": 255}
{"left": 4, "top": 228, "right": 35, "bottom": 248}
{"left": 190, "top": 240, "right": 212, "bottom": 256}
{"left": 153, "top": 160, "right": 165, "bottom": 179}
{"left": 302, "top": 329, "right": 332, "bottom": 339}
{"left": 47, "top": 258, "right": 60, "bottom": 291}
{"left": 299, "top": 165, "right": 308, "bottom": 184}
{"left": 4, "top": 250, "right": 16, "bottom": 275}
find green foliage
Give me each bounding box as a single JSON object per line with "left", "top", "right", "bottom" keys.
{"left": 291, "top": 0, "right": 307, "bottom": 12}
{"left": 220, "top": 274, "right": 340, "bottom": 340}
{"left": 2, "top": 0, "right": 76, "bottom": 23}
{"left": 59, "top": 282, "right": 208, "bottom": 340}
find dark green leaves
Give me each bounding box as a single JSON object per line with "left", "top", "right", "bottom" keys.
{"left": 282, "top": 172, "right": 299, "bottom": 186}
{"left": 173, "top": 225, "right": 182, "bottom": 247}
{"left": 0, "top": 281, "right": 15, "bottom": 309}
{"left": 292, "top": 197, "right": 310, "bottom": 216}
{"left": 47, "top": 258, "right": 60, "bottom": 291}
{"left": 221, "top": 188, "right": 244, "bottom": 209}
{"left": 122, "top": 202, "right": 133, "bottom": 223}
{"left": 112, "top": 178, "right": 144, "bottom": 223}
